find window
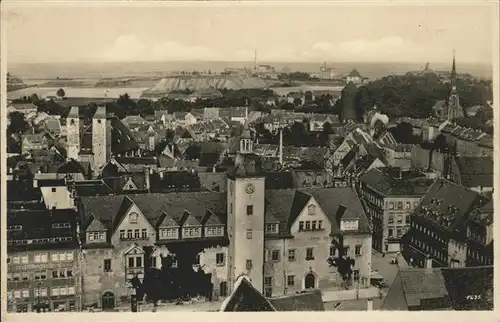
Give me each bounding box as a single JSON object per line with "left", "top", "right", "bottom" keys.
{"left": 396, "top": 215, "right": 403, "bottom": 224}
{"left": 246, "top": 260, "right": 253, "bottom": 269}
{"left": 141, "top": 229, "right": 147, "bottom": 239}
{"left": 344, "top": 246, "right": 350, "bottom": 257}
{"left": 14, "top": 291, "right": 21, "bottom": 299}
{"left": 405, "top": 201, "right": 411, "bottom": 209}
{"left": 389, "top": 202, "right": 394, "bottom": 210}
{"left": 129, "top": 213, "right": 139, "bottom": 223}
{"left": 355, "top": 244, "right": 362, "bottom": 256}
{"left": 52, "top": 188, "right": 57, "bottom": 193}
{"left": 12, "top": 256, "right": 20, "bottom": 264}
{"left": 21, "top": 255, "right": 28, "bottom": 264}
{"left": 66, "top": 252, "right": 73, "bottom": 261}
{"left": 120, "top": 230, "right": 125, "bottom": 239}
{"left": 220, "top": 282, "right": 228, "bottom": 297}
{"left": 318, "top": 220, "right": 323, "bottom": 230}
{"left": 312, "top": 221, "right": 317, "bottom": 230}
{"left": 265, "top": 223, "right": 279, "bottom": 234}
{"left": 52, "top": 287, "right": 60, "bottom": 296}
{"left": 127, "top": 229, "right": 133, "bottom": 239}
{"left": 246, "top": 205, "right": 253, "bottom": 215}
{"left": 34, "top": 254, "right": 42, "bottom": 263}
{"left": 104, "top": 259, "right": 112, "bottom": 272}
{"left": 60, "top": 253, "right": 67, "bottom": 261}
{"left": 405, "top": 215, "right": 410, "bottom": 225}
{"left": 353, "top": 270, "right": 360, "bottom": 282}
{"left": 128, "top": 257, "right": 135, "bottom": 268}
{"left": 299, "top": 221, "right": 304, "bottom": 231}
{"left": 68, "top": 287, "right": 75, "bottom": 295}
{"left": 288, "top": 249, "right": 296, "bottom": 262}
{"left": 22, "top": 290, "right": 30, "bottom": 298}
{"left": 271, "top": 250, "right": 280, "bottom": 261}
{"left": 229, "top": 203, "right": 233, "bottom": 214}
{"left": 246, "top": 229, "right": 252, "bottom": 239}
{"left": 388, "top": 229, "right": 394, "bottom": 238}
{"left": 264, "top": 276, "right": 273, "bottom": 286}
{"left": 388, "top": 215, "right": 394, "bottom": 224}
{"left": 60, "top": 287, "right": 67, "bottom": 296}
{"left": 306, "top": 248, "right": 314, "bottom": 260}
{"left": 136, "top": 257, "right": 143, "bottom": 268}
{"left": 22, "top": 273, "right": 29, "bottom": 281}
{"left": 287, "top": 275, "right": 295, "bottom": 286}
{"left": 397, "top": 229, "right": 403, "bottom": 237}
{"left": 216, "top": 253, "right": 225, "bottom": 266}
{"left": 134, "top": 229, "right": 140, "bottom": 239}
{"left": 305, "top": 221, "right": 311, "bottom": 231}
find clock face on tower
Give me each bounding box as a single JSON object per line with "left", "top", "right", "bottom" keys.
{"left": 246, "top": 183, "right": 255, "bottom": 194}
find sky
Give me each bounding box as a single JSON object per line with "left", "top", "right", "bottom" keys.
{"left": 4, "top": 3, "right": 495, "bottom": 65}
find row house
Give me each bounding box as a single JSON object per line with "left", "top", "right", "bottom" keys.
{"left": 6, "top": 209, "right": 81, "bottom": 313}
{"left": 359, "top": 168, "right": 434, "bottom": 253}
{"left": 406, "top": 179, "right": 485, "bottom": 268}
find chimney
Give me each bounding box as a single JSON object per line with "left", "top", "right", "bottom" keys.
{"left": 366, "top": 299, "right": 373, "bottom": 311}
{"left": 335, "top": 205, "right": 347, "bottom": 225}
{"left": 279, "top": 129, "right": 283, "bottom": 165}
{"left": 144, "top": 167, "right": 151, "bottom": 192}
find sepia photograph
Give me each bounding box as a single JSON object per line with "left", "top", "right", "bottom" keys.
{"left": 2, "top": 2, "right": 496, "bottom": 315}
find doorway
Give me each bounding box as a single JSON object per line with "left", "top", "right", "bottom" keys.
{"left": 305, "top": 273, "right": 316, "bottom": 289}
{"left": 102, "top": 292, "right": 115, "bottom": 310}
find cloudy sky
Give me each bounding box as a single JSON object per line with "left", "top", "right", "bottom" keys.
{"left": 4, "top": 3, "right": 495, "bottom": 65}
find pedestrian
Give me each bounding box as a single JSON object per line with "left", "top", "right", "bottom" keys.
{"left": 382, "top": 252, "right": 385, "bottom": 258}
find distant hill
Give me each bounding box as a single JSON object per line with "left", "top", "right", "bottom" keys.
{"left": 7, "top": 73, "right": 31, "bottom": 92}
{"left": 148, "top": 75, "right": 271, "bottom": 92}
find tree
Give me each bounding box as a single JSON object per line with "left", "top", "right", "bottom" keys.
{"left": 8, "top": 112, "right": 30, "bottom": 134}
{"left": 56, "top": 88, "right": 65, "bottom": 98}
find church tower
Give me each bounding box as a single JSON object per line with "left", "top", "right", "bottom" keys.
{"left": 92, "top": 105, "right": 111, "bottom": 172}
{"left": 443, "top": 52, "right": 464, "bottom": 120}
{"left": 66, "top": 106, "right": 80, "bottom": 160}
{"left": 226, "top": 123, "right": 265, "bottom": 293}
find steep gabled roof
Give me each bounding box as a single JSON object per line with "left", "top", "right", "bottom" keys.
{"left": 201, "top": 210, "right": 223, "bottom": 226}
{"left": 86, "top": 216, "right": 108, "bottom": 232}
{"left": 269, "top": 290, "right": 325, "bottom": 311}
{"left": 180, "top": 211, "right": 202, "bottom": 227}
{"left": 156, "top": 212, "right": 180, "bottom": 228}
{"left": 220, "top": 276, "right": 277, "bottom": 312}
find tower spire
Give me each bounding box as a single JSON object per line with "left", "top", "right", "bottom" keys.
{"left": 451, "top": 49, "right": 456, "bottom": 87}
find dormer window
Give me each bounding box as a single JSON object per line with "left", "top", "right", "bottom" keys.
{"left": 129, "top": 213, "right": 138, "bottom": 224}
{"left": 265, "top": 223, "right": 279, "bottom": 234}
{"left": 340, "top": 220, "right": 359, "bottom": 231}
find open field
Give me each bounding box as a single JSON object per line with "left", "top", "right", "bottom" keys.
{"left": 8, "top": 87, "right": 149, "bottom": 100}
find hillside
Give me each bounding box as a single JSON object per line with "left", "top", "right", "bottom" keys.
{"left": 149, "top": 75, "right": 270, "bottom": 92}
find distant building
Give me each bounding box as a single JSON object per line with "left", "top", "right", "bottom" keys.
{"left": 8, "top": 103, "right": 38, "bottom": 115}
{"left": 433, "top": 54, "right": 465, "bottom": 121}
{"left": 359, "top": 168, "right": 434, "bottom": 253}
{"left": 346, "top": 69, "right": 363, "bottom": 84}
{"left": 405, "top": 179, "right": 490, "bottom": 268}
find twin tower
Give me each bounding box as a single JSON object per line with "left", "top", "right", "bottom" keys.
{"left": 66, "top": 105, "right": 112, "bottom": 174}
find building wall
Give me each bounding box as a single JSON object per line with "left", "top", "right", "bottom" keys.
{"left": 383, "top": 197, "right": 420, "bottom": 253}
{"left": 82, "top": 247, "right": 134, "bottom": 308}
{"left": 198, "top": 246, "right": 229, "bottom": 300}
{"left": 92, "top": 117, "right": 111, "bottom": 172}
{"left": 40, "top": 186, "right": 75, "bottom": 210}
{"left": 333, "top": 141, "right": 352, "bottom": 166}
{"left": 67, "top": 116, "right": 80, "bottom": 160}
{"left": 227, "top": 177, "right": 265, "bottom": 293}
{"left": 7, "top": 249, "right": 80, "bottom": 312}
{"left": 448, "top": 239, "right": 467, "bottom": 268}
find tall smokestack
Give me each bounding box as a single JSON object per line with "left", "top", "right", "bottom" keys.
{"left": 279, "top": 129, "right": 283, "bottom": 165}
